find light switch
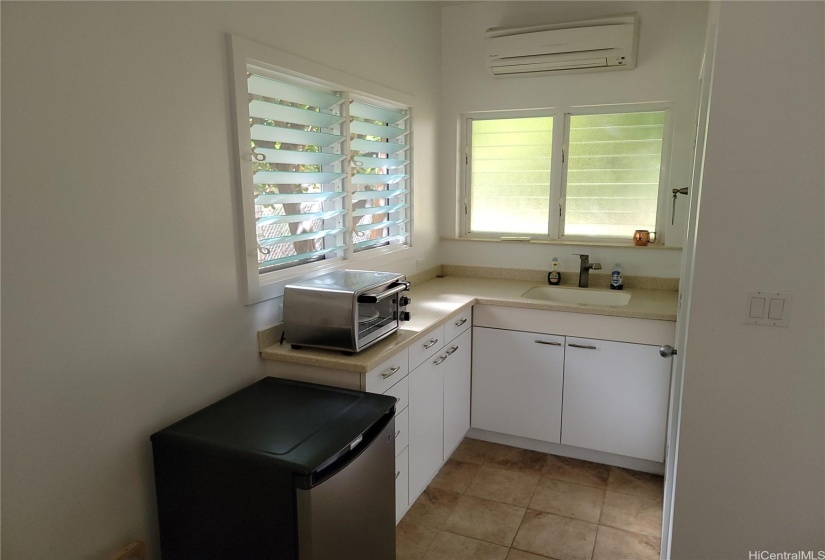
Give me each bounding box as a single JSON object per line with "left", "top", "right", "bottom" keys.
{"left": 743, "top": 290, "right": 792, "bottom": 327}
{"left": 749, "top": 297, "right": 766, "bottom": 319}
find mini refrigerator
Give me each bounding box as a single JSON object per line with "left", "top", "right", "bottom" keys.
{"left": 151, "top": 377, "right": 397, "bottom": 560}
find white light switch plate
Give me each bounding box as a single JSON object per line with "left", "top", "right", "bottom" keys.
{"left": 743, "top": 290, "right": 792, "bottom": 327}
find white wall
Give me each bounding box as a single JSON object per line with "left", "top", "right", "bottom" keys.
{"left": 0, "top": 2, "right": 441, "bottom": 558}
{"left": 439, "top": 1, "right": 708, "bottom": 279}
{"left": 671, "top": 2, "right": 825, "bottom": 557}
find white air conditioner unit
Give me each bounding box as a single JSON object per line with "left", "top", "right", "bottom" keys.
{"left": 485, "top": 13, "right": 639, "bottom": 77}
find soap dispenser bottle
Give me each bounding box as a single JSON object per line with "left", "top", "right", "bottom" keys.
{"left": 610, "top": 264, "right": 624, "bottom": 290}
{"left": 548, "top": 257, "right": 561, "bottom": 285}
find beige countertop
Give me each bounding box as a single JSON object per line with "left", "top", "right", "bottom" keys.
{"left": 259, "top": 275, "right": 678, "bottom": 373}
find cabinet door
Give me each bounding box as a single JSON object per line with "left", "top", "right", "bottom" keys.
{"left": 442, "top": 329, "right": 471, "bottom": 460}
{"left": 471, "top": 327, "right": 564, "bottom": 443}
{"left": 408, "top": 353, "right": 444, "bottom": 499}
{"left": 562, "top": 337, "right": 671, "bottom": 462}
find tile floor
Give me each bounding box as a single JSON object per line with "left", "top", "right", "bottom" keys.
{"left": 396, "top": 438, "right": 664, "bottom": 560}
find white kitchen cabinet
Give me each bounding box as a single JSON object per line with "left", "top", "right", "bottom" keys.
{"left": 408, "top": 314, "right": 472, "bottom": 500}
{"left": 561, "top": 337, "right": 671, "bottom": 462}
{"left": 442, "top": 329, "right": 472, "bottom": 459}
{"left": 471, "top": 327, "right": 565, "bottom": 443}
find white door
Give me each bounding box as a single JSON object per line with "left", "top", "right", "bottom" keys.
{"left": 660, "top": 18, "right": 719, "bottom": 560}
{"left": 407, "top": 352, "right": 444, "bottom": 499}
{"left": 471, "top": 327, "right": 564, "bottom": 443}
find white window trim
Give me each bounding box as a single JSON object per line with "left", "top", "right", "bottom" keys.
{"left": 461, "top": 102, "right": 673, "bottom": 245}
{"left": 229, "top": 35, "right": 415, "bottom": 304}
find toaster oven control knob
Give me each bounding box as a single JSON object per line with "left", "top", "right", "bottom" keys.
{"left": 399, "top": 296, "right": 412, "bottom": 307}
{"left": 399, "top": 311, "right": 411, "bottom": 322}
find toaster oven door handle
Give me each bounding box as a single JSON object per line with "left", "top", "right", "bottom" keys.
{"left": 356, "top": 282, "right": 409, "bottom": 304}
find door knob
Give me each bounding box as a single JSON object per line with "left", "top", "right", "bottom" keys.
{"left": 659, "top": 345, "right": 677, "bottom": 358}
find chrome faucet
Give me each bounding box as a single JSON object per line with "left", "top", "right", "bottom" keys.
{"left": 574, "top": 254, "right": 602, "bottom": 288}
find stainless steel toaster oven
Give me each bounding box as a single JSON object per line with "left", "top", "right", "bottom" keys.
{"left": 283, "top": 270, "right": 411, "bottom": 353}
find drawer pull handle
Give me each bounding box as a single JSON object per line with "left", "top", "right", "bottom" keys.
{"left": 568, "top": 343, "right": 598, "bottom": 350}
{"left": 395, "top": 471, "right": 401, "bottom": 480}
{"left": 446, "top": 345, "right": 459, "bottom": 355}
{"left": 433, "top": 354, "right": 448, "bottom": 365}
{"left": 395, "top": 430, "right": 401, "bottom": 438}
{"left": 381, "top": 366, "right": 401, "bottom": 379}
{"left": 535, "top": 340, "right": 562, "bottom": 346}
{"left": 423, "top": 338, "right": 439, "bottom": 349}
{"left": 455, "top": 318, "right": 468, "bottom": 327}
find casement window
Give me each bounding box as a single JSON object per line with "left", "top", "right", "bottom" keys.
{"left": 464, "top": 106, "right": 670, "bottom": 242}
{"left": 231, "top": 37, "right": 412, "bottom": 303}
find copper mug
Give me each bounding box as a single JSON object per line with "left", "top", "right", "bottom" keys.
{"left": 633, "top": 230, "right": 656, "bottom": 246}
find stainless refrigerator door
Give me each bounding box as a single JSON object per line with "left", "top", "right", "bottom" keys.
{"left": 297, "top": 417, "right": 396, "bottom": 560}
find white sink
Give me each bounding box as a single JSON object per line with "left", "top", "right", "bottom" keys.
{"left": 521, "top": 286, "right": 631, "bottom": 307}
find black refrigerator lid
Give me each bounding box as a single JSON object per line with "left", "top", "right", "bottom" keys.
{"left": 151, "top": 377, "right": 396, "bottom": 475}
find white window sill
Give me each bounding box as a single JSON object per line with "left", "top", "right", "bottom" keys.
{"left": 443, "top": 236, "right": 681, "bottom": 250}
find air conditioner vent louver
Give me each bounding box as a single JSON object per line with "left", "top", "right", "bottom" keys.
{"left": 485, "top": 13, "right": 639, "bottom": 77}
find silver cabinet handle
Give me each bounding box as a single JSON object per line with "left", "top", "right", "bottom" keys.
{"left": 381, "top": 366, "right": 401, "bottom": 379}
{"left": 568, "top": 343, "right": 598, "bottom": 350}
{"left": 395, "top": 430, "right": 401, "bottom": 438}
{"left": 659, "top": 345, "right": 677, "bottom": 357}
{"left": 433, "top": 354, "right": 448, "bottom": 365}
{"left": 446, "top": 345, "right": 459, "bottom": 355}
{"left": 395, "top": 471, "right": 401, "bottom": 480}
{"left": 455, "top": 317, "right": 468, "bottom": 327}
{"left": 535, "top": 340, "right": 562, "bottom": 346}
{"left": 423, "top": 338, "right": 439, "bottom": 349}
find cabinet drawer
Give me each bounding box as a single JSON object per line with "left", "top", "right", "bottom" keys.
{"left": 395, "top": 447, "right": 409, "bottom": 524}
{"left": 394, "top": 407, "right": 409, "bottom": 456}
{"left": 444, "top": 307, "right": 472, "bottom": 343}
{"left": 384, "top": 375, "right": 409, "bottom": 416}
{"left": 364, "top": 348, "right": 409, "bottom": 394}
{"left": 409, "top": 324, "right": 446, "bottom": 371}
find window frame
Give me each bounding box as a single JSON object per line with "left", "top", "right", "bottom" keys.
{"left": 230, "top": 36, "right": 414, "bottom": 304}
{"left": 461, "top": 102, "right": 673, "bottom": 244}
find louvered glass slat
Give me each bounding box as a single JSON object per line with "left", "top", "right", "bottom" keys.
{"left": 253, "top": 171, "right": 346, "bottom": 185}
{"left": 353, "top": 203, "right": 408, "bottom": 217}
{"left": 256, "top": 209, "right": 346, "bottom": 226}
{"left": 351, "top": 173, "right": 407, "bottom": 185}
{"left": 350, "top": 138, "right": 407, "bottom": 155}
{"left": 259, "top": 227, "right": 348, "bottom": 248}
{"left": 354, "top": 219, "right": 409, "bottom": 233}
{"left": 352, "top": 189, "right": 407, "bottom": 201}
{"left": 247, "top": 74, "right": 341, "bottom": 109}
{"left": 260, "top": 246, "right": 341, "bottom": 269}
{"left": 354, "top": 234, "right": 408, "bottom": 251}
{"left": 350, "top": 120, "right": 406, "bottom": 140}
{"left": 255, "top": 191, "right": 346, "bottom": 205}
{"left": 250, "top": 124, "right": 343, "bottom": 148}
{"left": 350, "top": 101, "right": 406, "bottom": 125}
{"left": 253, "top": 148, "right": 345, "bottom": 166}
{"left": 249, "top": 100, "right": 343, "bottom": 129}
{"left": 351, "top": 155, "right": 407, "bottom": 169}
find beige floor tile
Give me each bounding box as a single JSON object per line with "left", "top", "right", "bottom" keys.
{"left": 506, "top": 549, "right": 555, "bottom": 560}
{"left": 466, "top": 465, "right": 541, "bottom": 507}
{"left": 430, "top": 458, "right": 481, "bottom": 494}
{"left": 443, "top": 494, "right": 527, "bottom": 547}
{"left": 599, "top": 491, "right": 663, "bottom": 538}
{"left": 396, "top": 519, "right": 439, "bottom": 560}
{"left": 403, "top": 486, "right": 462, "bottom": 530}
{"left": 592, "top": 525, "right": 661, "bottom": 560}
{"left": 542, "top": 454, "right": 611, "bottom": 489}
{"left": 451, "top": 437, "right": 499, "bottom": 465}
{"left": 487, "top": 444, "right": 548, "bottom": 475}
{"left": 607, "top": 467, "right": 665, "bottom": 501}
{"left": 513, "top": 510, "right": 598, "bottom": 560}
{"left": 529, "top": 477, "right": 606, "bottom": 523}
{"left": 422, "top": 531, "right": 509, "bottom": 560}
